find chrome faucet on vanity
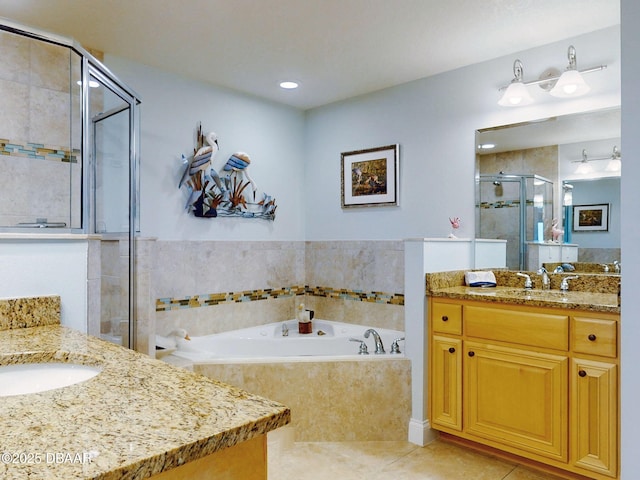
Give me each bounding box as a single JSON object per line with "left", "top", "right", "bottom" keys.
{"left": 517, "top": 272, "right": 533, "bottom": 290}
{"left": 281, "top": 323, "right": 289, "bottom": 337}
{"left": 364, "top": 329, "right": 385, "bottom": 354}
{"left": 560, "top": 275, "right": 579, "bottom": 292}
{"left": 537, "top": 267, "right": 550, "bottom": 290}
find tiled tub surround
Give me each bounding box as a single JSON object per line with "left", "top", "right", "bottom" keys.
{"left": 153, "top": 240, "right": 407, "bottom": 442}
{"left": 154, "top": 240, "right": 405, "bottom": 337}
{"left": 0, "top": 297, "right": 290, "bottom": 480}
{"left": 196, "top": 356, "right": 411, "bottom": 442}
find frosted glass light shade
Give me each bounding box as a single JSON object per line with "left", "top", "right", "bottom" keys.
{"left": 498, "top": 82, "right": 534, "bottom": 107}
{"left": 549, "top": 70, "right": 590, "bottom": 97}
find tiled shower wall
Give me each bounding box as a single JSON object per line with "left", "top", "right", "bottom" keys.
{"left": 154, "top": 240, "right": 405, "bottom": 337}
{"left": 0, "top": 29, "right": 82, "bottom": 227}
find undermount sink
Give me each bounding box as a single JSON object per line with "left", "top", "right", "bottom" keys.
{"left": 0, "top": 362, "right": 101, "bottom": 397}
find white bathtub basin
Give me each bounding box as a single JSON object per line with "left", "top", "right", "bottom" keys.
{"left": 0, "top": 362, "right": 101, "bottom": 397}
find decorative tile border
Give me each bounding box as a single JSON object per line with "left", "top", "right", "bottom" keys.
{"left": 0, "top": 139, "right": 79, "bottom": 163}
{"left": 156, "top": 286, "right": 404, "bottom": 312}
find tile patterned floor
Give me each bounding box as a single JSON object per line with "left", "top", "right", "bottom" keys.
{"left": 268, "top": 438, "right": 565, "bottom": 480}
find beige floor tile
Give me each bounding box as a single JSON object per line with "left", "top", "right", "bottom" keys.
{"left": 268, "top": 439, "right": 566, "bottom": 480}
{"left": 371, "top": 440, "right": 517, "bottom": 480}
{"left": 504, "top": 465, "right": 567, "bottom": 480}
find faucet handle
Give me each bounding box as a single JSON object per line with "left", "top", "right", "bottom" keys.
{"left": 560, "top": 275, "right": 579, "bottom": 291}
{"left": 349, "top": 338, "right": 369, "bottom": 355}
{"left": 517, "top": 272, "right": 533, "bottom": 290}
{"left": 390, "top": 337, "right": 405, "bottom": 354}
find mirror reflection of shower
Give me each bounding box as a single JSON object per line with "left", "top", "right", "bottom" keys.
{"left": 477, "top": 173, "right": 554, "bottom": 270}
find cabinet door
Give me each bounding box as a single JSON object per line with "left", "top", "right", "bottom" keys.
{"left": 464, "top": 342, "right": 568, "bottom": 462}
{"left": 431, "top": 336, "right": 462, "bottom": 430}
{"left": 571, "top": 358, "right": 618, "bottom": 478}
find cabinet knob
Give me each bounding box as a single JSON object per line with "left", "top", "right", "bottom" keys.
{"left": 441, "top": 315, "right": 449, "bottom": 322}
{"left": 578, "top": 370, "right": 587, "bottom": 377}
{"left": 588, "top": 334, "right": 597, "bottom": 341}
{"left": 448, "top": 347, "right": 456, "bottom": 353}
{"left": 468, "top": 351, "right": 475, "bottom": 357}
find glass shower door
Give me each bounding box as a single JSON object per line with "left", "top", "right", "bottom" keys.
{"left": 89, "top": 70, "right": 137, "bottom": 349}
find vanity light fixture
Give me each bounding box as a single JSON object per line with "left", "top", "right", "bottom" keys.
{"left": 572, "top": 146, "right": 622, "bottom": 174}
{"left": 497, "top": 45, "right": 606, "bottom": 107}
{"left": 549, "top": 46, "right": 590, "bottom": 97}
{"left": 498, "top": 60, "right": 534, "bottom": 107}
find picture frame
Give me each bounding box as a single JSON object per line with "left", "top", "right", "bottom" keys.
{"left": 572, "top": 204, "right": 610, "bottom": 232}
{"left": 341, "top": 144, "right": 399, "bottom": 208}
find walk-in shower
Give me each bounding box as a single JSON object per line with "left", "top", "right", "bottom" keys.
{"left": 0, "top": 18, "right": 141, "bottom": 348}
{"left": 476, "top": 173, "right": 554, "bottom": 270}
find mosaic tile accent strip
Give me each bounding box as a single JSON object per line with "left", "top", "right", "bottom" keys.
{"left": 0, "top": 139, "right": 79, "bottom": 163}
{"left": 156, "top": 286, "right": 404, "bottom": 312}
{"left": 306, "top": 285, "right": 404, "bottom": 305}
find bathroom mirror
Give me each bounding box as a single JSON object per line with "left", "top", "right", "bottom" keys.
{"left": 475, "top": 107, "right": 621, "bottom": 270}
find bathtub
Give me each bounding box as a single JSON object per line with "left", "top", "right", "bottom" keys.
{"left": 176, "top": 319, "right": 411, "bottom": 442}
{"left": 171, "top": 319, "right": 405, "bottom": 363}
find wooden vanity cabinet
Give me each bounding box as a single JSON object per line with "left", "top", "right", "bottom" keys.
{"left": 428, "top": 298, "right": 619, "bottom": 479}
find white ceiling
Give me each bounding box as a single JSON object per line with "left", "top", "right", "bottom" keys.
{"left": 0, "top": 0, "right": 620, "bottom": 110}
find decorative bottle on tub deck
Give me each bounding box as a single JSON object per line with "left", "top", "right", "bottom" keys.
{"left": 297, "top": 303, "right": 312, "bottom": 334}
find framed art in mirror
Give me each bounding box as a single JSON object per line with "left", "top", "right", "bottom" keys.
{"left": 573, "top": 203, "right": 609, "bottom": 232}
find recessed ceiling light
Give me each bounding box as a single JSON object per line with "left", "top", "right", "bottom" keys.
{"left": 478, "top": 143, "right": 496, "bottom": 150}
{"left": 279, "top": 81, "right": 299, "bottom": 90}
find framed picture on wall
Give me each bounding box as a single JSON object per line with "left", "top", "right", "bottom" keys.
{"left": 572, "top": 204, "right": 610, "bottom": 232}
{"left": 341, "top": 144, "right": 399, "bottom": 208}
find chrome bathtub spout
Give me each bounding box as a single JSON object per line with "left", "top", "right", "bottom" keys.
{"left": 364, "top": 329, "right": 385, "bottom": 354}
{"left": 282, "top": 323, "right": 289, "bottom": 337}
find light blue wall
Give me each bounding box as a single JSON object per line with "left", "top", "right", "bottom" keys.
{"left": 105, "top": 56, "right": 306, "bottom": 241}
{"left": 620, "top": 0, "right": 640, "bottom": 476}
{"left": 304, "top": 26, "right": 620, "bottom": 240}
{"left": 570, "top": 177, "right": 620, "bottom": 248}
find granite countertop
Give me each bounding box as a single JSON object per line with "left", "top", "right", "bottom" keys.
{"left": 429, "top": 285, "right": 619, "bottom": 313}
{"left": 0, "top": 324, "right": 291, "bottom": 480}
{"left": 426, "top": 270, "right": 620, "bottom": 314}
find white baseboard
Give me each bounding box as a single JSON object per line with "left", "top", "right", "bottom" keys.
{"left": 407, "top": 418, "right": 438, "bottom": 446}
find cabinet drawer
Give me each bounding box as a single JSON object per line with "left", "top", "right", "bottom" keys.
{"left": 432, "top": 302, "right": 462, "bottom": 335}
{"left": 465, "top": 305, "right": 568, "bottom": 351}
{"left": 572, "top": 317, "right": 617, "bottom": 358}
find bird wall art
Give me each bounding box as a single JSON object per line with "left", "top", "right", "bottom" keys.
{"left": 178, "top": 123, "right": 277, "bottom": 220}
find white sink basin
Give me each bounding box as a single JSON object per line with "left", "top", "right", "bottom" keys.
{"left": 0, "top": 362, "right": 101, "bottom": 397}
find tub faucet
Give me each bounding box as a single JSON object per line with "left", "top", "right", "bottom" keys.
{"left": 390, "top": 337, "right": 405, "bottom": 354}
{"left": 364, "top": 329, "right": 385, "bottom": 354}
{"left": 281, "top": 323, "right": 289, "bottom": 337}
{"left": 349, "top": 338, "right": 369, "bottom": 355}
{"left": 517, "top": 272, "right": 533, "bottom": 290}
{"left": 614, "top": 260, "right": 621, "bottom": 273}
{"left": 560, "top": 275, "right": 579, "bottom": 292}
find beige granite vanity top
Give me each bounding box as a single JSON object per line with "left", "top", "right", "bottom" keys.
{"left": 426, "top": 270, "right": 620, "bottom": 314}
{"left": 0, "top": 324, "right": 291, "bottom": 480}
